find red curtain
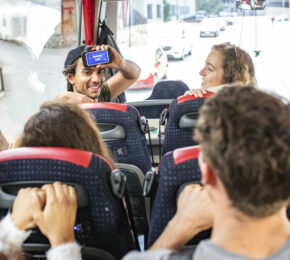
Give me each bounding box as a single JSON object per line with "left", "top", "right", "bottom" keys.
{"left": 82, "top": 0, "right": 96, "bottom": 45}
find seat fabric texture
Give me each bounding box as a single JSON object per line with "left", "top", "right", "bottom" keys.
{"left": 81, "top": 103, "right": 152, "bottom": 175}
{"left": 147, "top": 80, "right": 190, "bottom": 100}
{"left": 162, "top": 93, "right": 213, "bottom": 155}
{"left": 137, "top": 80, "right": 190, "bottom": 119}
{"left": 0, "top": 147, "right": 135, "bottom": 259}
{"left": 147, "top": 146, "right": 210, "bottom": 248}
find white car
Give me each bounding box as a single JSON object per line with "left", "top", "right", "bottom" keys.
{"left": 200, "top": 20, "right": 219, "bottom": 37}
{"left": 159, "top": 22, "right": 193, "bottom": 60}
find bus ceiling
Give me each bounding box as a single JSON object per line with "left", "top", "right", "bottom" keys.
{"left": 80, "top": 0, "right": 124, "bottom": 46}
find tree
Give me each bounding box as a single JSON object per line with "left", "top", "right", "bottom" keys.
{"left": 163, "top": 0, "right": 171, "bottom": 22}
{"left": 196, "top": 0, "right": 223, "bottom": 14}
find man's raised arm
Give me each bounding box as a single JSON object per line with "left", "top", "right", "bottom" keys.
{"left": 95, "top": 45, "right": 141, "bottom": 99}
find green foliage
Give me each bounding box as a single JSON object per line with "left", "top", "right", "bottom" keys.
{"left": 196, "top": 0, "right": 223, "bottom": 14}
{"left": 163, "top": 0, "right": 171, "bottom": 22}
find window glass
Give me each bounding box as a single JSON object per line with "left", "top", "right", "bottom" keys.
{"left": 0, "top": 0, "right": 78, "bottom": 141}
{"left": 157, "top": 4, "right": 162, "bottom": 18}
{"left": 1, "top": 0, "right": 290, "bottom": 143}
{"left": 155, "top": 48, "right": 162, "bottom": 60}
{"left": 147, "top": 4, "right": 153, "bottom": 19}
{"left": 117, "top": 1, "right": 290, "bottom": 102}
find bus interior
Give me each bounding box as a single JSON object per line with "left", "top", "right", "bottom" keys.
{"left": 0, "top": 0, "right": 290, "bottom": 258}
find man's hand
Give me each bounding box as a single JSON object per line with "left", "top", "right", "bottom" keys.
{"left": 56, "top": 92, "right": 96, "bottom": 104}
{"left": 172, "top": 184, "right": 214, "bottom": 236}
{"left": 34, "top": 182, "right": 77, "bottom": 247}
{"left": 12, "top": 188, "right": 46, "bottom": 230}
{"left": 93, "top": 45, "right": 140, "bottom": 99}
{"left": 185, "top": 88, "right": 208, "bottom": 98}
{"left": 93, "top": 45, "right": 123, "bottom": 71}
{"left": 94, "top": 45, "right": 140, "bottom": 80}
{"left": 151, "top": 184, "right": 214, "bottom": 250}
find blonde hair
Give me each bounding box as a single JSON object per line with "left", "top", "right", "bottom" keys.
{"left": 212, "top": 43, "right": 256, "bottom": 87}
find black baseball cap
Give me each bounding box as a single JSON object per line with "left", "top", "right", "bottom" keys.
{"left": 64, "top": 45, "right": 92, "bottom": 67}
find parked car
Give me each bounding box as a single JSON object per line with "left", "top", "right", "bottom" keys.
{"left": 195, "top": 10, "right": 208, "bottom": 18}
{"left": 183, "top": 15, "right": 202, "bottom": 23}
{"left": 129, "top": 47, "right": 168, "bottom": 89}
{"left": 200, "top": 20, "right": 219, "bottom": 37}
{"left": 160, "top": 22, "right": 193, "bottom": 60}
{"left": 218, "top": 20, "right": 227, "bottom": 31}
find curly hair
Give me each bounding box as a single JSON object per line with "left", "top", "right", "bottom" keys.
{"left": 63, "top": 59, "right": 78, "bottom": 92}
{"left": 212, "top": 43, "right": 256, "bottom": 86}
{"left": 63, "top": 46, "right": 94, "bottom": 92}
{"left": 14, "top": 100, "right": 115, "bottom": 167}
{"left": 194, "top": 85, "right": 290, "bottom": 217}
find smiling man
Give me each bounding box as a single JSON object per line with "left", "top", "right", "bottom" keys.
{"left": 58, "top": 44, "right": 141, "bottom": 104}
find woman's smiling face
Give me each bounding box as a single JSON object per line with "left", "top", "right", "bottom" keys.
{"left": 199, "top": 50, "right": 225, "bottom": 89}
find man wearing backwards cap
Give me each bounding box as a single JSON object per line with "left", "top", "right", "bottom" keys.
{"left": 58, "top": 45, "right": 141, "bottom": 104}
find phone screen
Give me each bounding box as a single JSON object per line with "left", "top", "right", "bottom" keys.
{"left": 85, "top": 50, "right": 109, "bottom": 66}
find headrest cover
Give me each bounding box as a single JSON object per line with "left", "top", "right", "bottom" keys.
{"left": 80, "top": 102, "right": 128, "bottom": 112}
{"left": 0, "top": 147, "right": 93, "bottom": 168}
{"left": 173, "top": 146, "right": 200, "bottom": 165}
{"left": 177, "top": 92, "right": 214, "bottom": 104}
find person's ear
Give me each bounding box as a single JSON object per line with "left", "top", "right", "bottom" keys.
{"left": 201, "top": 162, "right": 217, "bottom": 186}
{"left": 66, "top": 73, "right": 75, "bottom": 86}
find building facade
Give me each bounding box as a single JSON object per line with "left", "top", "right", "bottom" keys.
{"left": 131, "top": 0, "right": 196, "bottom": 24}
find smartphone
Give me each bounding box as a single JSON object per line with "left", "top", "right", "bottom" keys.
{"left": 82, "top": 49, "right": 112, "bottom": 67}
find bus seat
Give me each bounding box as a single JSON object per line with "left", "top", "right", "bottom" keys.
{"left": 134, "top": 80, "right": 190, "bottom": 119}
{"left": 147, "top": 80, "right": 189, "bottom": 100}
{"left": 81, "top": 103, "right": 152, "bottom": 175}
{"left": 162, "top": 93, "right": 213, "bottom": 155}
{"left": 129, "top": 99, "right": 172, "bottom": 119}
{"left": 116, "top": 163, "right": 149, "bottom": 242}
{"left": 0, "top": 147, "right": 136, "bottom": 259}
{"left": 147, "top": 146, "right": 210, "bottom": 248}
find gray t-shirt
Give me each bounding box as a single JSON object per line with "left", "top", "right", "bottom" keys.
{"left": 193, "top": 239, "right": 290, "bottom": 260}
{"left": 122, "top": 239, "right": 290, "bottom": 260}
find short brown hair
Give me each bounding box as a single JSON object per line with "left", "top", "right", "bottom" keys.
{"left": 212, "top": 43, "right": 256, "bottom": 86}
{"left": 63, "top": 45, "right": 93, "bottom": 92}
{"left": 195, "top": 86, "right": 290, "bottom": 217}
{"left": 63, "top": 59, "right": 78, "bottom": 92}
{"left": 14, "top": 100, "right": 115, "bottom": 167}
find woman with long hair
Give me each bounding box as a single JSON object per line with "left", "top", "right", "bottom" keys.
{"left": 14, "top": 100, "right": 114, "bottom": 166}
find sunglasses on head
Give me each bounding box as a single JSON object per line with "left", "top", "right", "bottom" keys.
{"left": 220, "top": 42, "right": 238, "bottom": 58}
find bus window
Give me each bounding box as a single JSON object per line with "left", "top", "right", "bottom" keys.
{"left": 115, "top": 1, "right": 290, "bottom": 102}
{"left": 0, "top": 0, "right": 289, "bottom": 143}
{"left": 0, "top": 0, "right": 80, "bottom": 141}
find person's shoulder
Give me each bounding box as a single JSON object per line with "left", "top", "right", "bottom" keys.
{"left": 269, "top": 239, "right": 290, "bottom": 260}
{"left": 193, "top": 239, "right": 290, "bottom": 260}
{"left": 193, "top": 239, "right": 232, "bottom": 260}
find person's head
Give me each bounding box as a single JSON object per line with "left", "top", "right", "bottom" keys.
{"left": 195, "top": 85, "right": 290, "bottom": 218}
{"left": 63, "top": 45, "right": 105, "bottom": 99}
{"left": 0, "top": 252, "right": 23, "bottom": 260}
{"left": 199, "top": 43, "right": 256, "bottom": 88}
{"left": 14, "top": 100, "right": 114, "bottom": 166}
